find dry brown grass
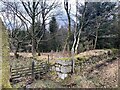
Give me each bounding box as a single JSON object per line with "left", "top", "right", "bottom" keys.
{"left": 10, "top": 49, "right": 112, "bottom": 65}
{"left": 10, "top": 50, "right": 119, "bottom": 88}
{"left": 75, "top": 49, "right": 111, "bottom": 59}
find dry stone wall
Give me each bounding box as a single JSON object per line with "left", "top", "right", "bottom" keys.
{"left": 54, "top": 59, "right": 72, "bottom": 79}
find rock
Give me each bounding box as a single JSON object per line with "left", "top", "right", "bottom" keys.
{"left": 56, "top": 60, "right": 72, "bottom": 66}
{"left": 57, "top": 72, "right": 68, "bottom": 80}
{"left": 35, "top": 74, "right": 39, "bottom": 80}
{"left": 55, "top": 59, "right": 72, "bottom": 79}
{"left": 56, "top": 67, "right": 61, "bottom": 72}
{"left": 61, "top": 66, "right": 71, "bottom": 73}
{"left": 26, "top": 77, "right": 33, "bottom": 85}
{"left": 26, "top": 84, "right": 31, "bottom": 88}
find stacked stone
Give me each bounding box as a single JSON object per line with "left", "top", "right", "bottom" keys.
{"left": 55, "top": 59, "right": 72, "bottom": 79}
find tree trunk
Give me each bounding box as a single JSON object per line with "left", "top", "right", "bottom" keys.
{"left": 14, "top": 42, "right": 20, "bottom": 58}
{"left": 31, "top": 2, "right": 36, "bottom": 58}
{"left": 63, "top": 1, "right": 71, "bottom": 56}
{"left": 75, "top": 26, "right": 83, "bottom": 54}
{"left": 94, "top": 23, "right": 100, "bottom": 49}
{"left": 94, "top": 29, "right": 98, "bottom": 49}
{"left": 0, "top": 18, "right": 12, "bottom": 88}
{"left": 74, "top": 2, "right": 87, "bottom": 54}
{"left": 71, "top": 47, "right": 75, "bottom": 74}
{"left": 68, "top": 15, "right": 71, "bottom": 56}
{"left": 32, "top": 36, "right": 36, "bottom": 57}
{"left": 63, "top": 11, "right": 71, "bottom": 56}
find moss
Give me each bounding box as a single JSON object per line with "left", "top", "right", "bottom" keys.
{"left": 0, "top": 18, "right": 12, "bottom": 88}
{"left": 57, "top": 54, "right": 87, "bottom": 64}
{"left": 58, "top": 57, "right": 71, "bottom": 61}
{"left": 111, "top": 48, "right": 119, "bottom": 54}
{"left": 75, "top": 55, "right": 89, "bottom": 60}
{"left": 50, "top": 71, "right": 56, "bottom": 76}
{"left": 75, "top": 55, "right": 88, "bottom": 63}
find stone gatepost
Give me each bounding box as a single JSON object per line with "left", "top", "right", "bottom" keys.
{"left": 0, "top": 18, "right": 12, "bottom": 88}
{"left": 55, "top": 58, "right": 72, "bottom": 79}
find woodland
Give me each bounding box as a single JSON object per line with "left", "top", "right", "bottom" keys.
{"left": 0, "top": 0, "right": 120, "bottom": 89}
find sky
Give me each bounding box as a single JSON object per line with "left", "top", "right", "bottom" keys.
{"left": 0, "top": 0, "right": 119, "bottom": 29}
{"left": 0, "top": 0, "right": 83, "bottom": 28}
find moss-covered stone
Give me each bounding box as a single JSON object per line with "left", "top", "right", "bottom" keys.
{"left": 0, "top": 18, "right": 12, "bottom": 88}
{"left": 58, "top": 57, "right": 71, "bottom": 61}
{"left": 111, "top": 48, "right": 119, "bottom": 54}
{"left": 75, "top": 55, "right": 89, "bottom": 61}
{"left": 0, "top": 18, "right": 2, "bottom": 89}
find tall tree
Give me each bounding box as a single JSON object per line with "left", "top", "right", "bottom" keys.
{"left": 111, "top": 2, "right": 120, "bottom": 48}
{"left": 73, "top": 2, "right": 117, "bottom": 52}
{"left": 63, "top": 0, "right": 71, "bottom": 55}
{"left": 86, "top": 2, "right": 116, "bottom": 49}
{"left": 49, "top": 16, "right": 58, "bottom": 51}
{"left": 71, "top": 1, "right": 88, "bottom": 54}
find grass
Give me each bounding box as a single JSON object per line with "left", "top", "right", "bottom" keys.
{"left": 30, "top": 79, "right": 63, "bottom": 88}
{"left": 111, "top": 48, "right": 119, "bottom": 54}
{"left": 9, "top": 49, "right": 118, "bottom": 88}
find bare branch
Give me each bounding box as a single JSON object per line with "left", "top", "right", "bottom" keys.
{"left": 21, "top": 1, "right": 32, "bottom": 18}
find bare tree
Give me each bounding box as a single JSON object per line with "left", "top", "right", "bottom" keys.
{"left": 74, "top": 2, "right": 88, "bottom": 54}
{"left": 1, "top": 0, "right": 61, "bottom": 58}
{"left": 35, "top": 0, "right": 61, "bottom": 55}
{"left": 20, "top": 0, "right": 41, "bottom": 57}
{"left": 1, "top": 4, "right": 29, "bottom": 58}
{"left": 93, "top": 17, "right": 101, "bottom": 49}
{"left": 63, "top": 0, "right": 71, "bottom": 55}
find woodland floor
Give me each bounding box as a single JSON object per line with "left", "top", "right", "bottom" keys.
{"left": 10, "top": 50, "right": 119, "bottom": 88}
{"left": 29, "top": 55, "right": 119, "bottom": 88}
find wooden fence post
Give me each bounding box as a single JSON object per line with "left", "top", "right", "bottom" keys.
{"left": 71, "top": 59, "right": 75, "bottom": 74}
{"left": 32, "top": 60, "right": 35, "bottom": 79}
{"left": 10, "top": 65, "right": 12, "bottom": 73}
{"left": 48, "top": 55, "right": 49, "bottom": 64}
{"left": 48, "top": 55, "right": 50, "bottom": 71}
